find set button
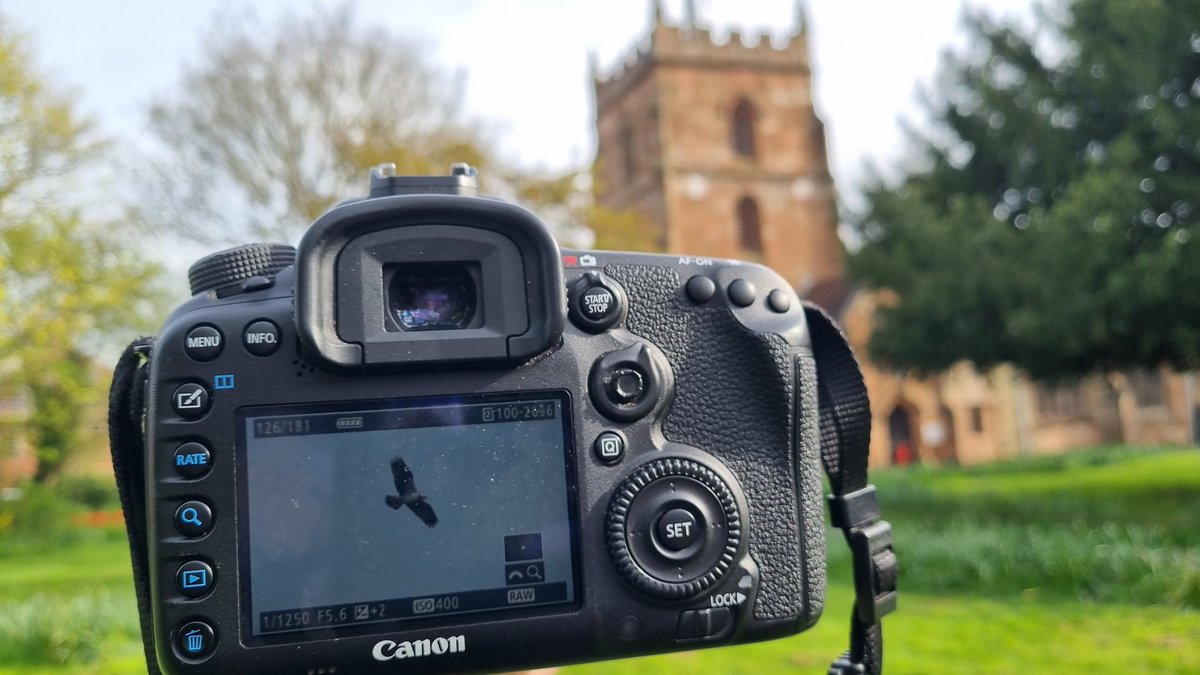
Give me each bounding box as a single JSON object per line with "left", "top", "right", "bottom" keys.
{"left": 656, "top": 507, "right": 701, "bottom": 552}
{"left": 174, "top": 500, "right": 214, "bottom": 538}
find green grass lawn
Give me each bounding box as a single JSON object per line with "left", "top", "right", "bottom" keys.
{"left": 1, "top": 446, "right": 1197, "bottom": 673}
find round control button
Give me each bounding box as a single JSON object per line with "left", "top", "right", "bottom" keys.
{"left": 173, "top": 442, "right": 213, "bottom": 479}
{"left": 174, "top": 500, "right": 214, "bottom": 538}
{"left": 176, "top": 620, "right": 216, "bottom": 659}
{"left": 184, "top": 325, "right": 223, "bottom": 362}
{"left": 176, "top": 560, "right": 215, "bottom": 598}
{"left": 767, "top": 289, "right": 792, "bottom": 313}
{"left": 685, "top": 276, "right": 716, "bottom": 303}
{"left": 171, "top": 383, "right": 211, "bottom": 419}
{"left": 242, "top": 319, "right": 281, "bottom": 356}
{"left": 656, "top": 508, "right": 701, "bottom": 552}
{"left": 593, "top": 432, "right": 626, "bottom": 464}
{"left": 607, "top": 368, "right": 646, "bottom": 404}
{"left": 589, "top": 343, "right": 669, "bottom": 423}
{"left": 607, "top": 458, "right": 741, "bottom": 600}
{"left": 727, "top": 279, "right": 757, "bottom": 307}
{"left": 579, "top": 285, "right": 617, "bottom": 321}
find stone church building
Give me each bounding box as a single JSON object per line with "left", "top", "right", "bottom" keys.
{"left": 591, "top": 4, "right": 1196, "bottom": 466}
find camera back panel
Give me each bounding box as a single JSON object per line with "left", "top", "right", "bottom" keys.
{"left": 145, "top": 246, "right": 825, "bottom": 674}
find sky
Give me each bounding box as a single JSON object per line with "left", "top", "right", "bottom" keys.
{"left": 4, "top": 0, "right": 1039, "bottom": 205}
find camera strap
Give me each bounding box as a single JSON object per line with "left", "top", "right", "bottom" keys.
{"left": 107, "top": 337, "right": 162, "bottom": 675}
{"left": 804, "top": 304, "right": 898, "bottom": 675}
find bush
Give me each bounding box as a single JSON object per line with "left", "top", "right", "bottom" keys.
{"left": 0, "top": 483, "right": 73, "bottom": 539}
{"left": 57, "top": 474, "right": 120, "bottom": 510}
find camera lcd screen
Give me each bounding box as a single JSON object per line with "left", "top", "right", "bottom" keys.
{"left": 235, "top": 391, "right": 578, "bottom": 641}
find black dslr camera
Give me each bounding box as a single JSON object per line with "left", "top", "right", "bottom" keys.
{"left": 110, "top": 166, "right": 895, "bottom": 674}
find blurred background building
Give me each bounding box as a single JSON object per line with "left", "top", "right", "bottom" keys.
{"left": 591, "top": 3, "right": 1195, "bottom": 466}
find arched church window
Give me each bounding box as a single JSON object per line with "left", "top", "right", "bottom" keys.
{"left": 737, "top": 195, "right": 762, "bottom": 253}
{"left": 732, "top": 99, "right": 757, "bottom": 158}
{"left": 620, "top": 126, "right": 636, "bottom": 184}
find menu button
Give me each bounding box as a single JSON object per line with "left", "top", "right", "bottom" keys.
{"left": 184, "top": 325, "right": 223, "bottom": 362}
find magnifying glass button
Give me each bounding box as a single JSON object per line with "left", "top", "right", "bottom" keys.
{"left": 175, "top": 500, "right": 214, "bottom": 537}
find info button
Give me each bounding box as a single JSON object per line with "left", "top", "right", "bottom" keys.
{"left": 243, "top": 319, "right": 281, "bottom": 356}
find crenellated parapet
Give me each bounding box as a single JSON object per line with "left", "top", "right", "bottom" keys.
{"left": 594, "top": 2, "right": 810, "bottom": 111}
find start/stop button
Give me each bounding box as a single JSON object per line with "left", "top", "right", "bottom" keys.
{"left": 568, "top": 272, "right": 625, "bottom": 332}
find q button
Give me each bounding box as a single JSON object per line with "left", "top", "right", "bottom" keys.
{"left": 175, "top": 501, "right": 214, "bottom": 538}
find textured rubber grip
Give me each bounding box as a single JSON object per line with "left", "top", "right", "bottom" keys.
{"left": 187, "top": 243, "right": 296, "bottom": 295}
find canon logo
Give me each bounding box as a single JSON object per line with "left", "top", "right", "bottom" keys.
{"left": 372, "top": 635, "right": 466, "bottom": 661}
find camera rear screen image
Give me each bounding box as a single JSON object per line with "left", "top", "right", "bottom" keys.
{"left": 235, "top": 391, "right": 578, "bottom": 641}
{"left": 386, "top": 262, "right": 479, "bottom": 331}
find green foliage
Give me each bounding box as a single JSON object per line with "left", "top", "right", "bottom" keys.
{"left": 0, "top": 484, "right": 72, "bottom": 538}
{"left": 872, "top": 447, "right": 1200, "bottom": 607}
{"left": 0, "top": 591, "right": 140, "bottom": 669}
{"left": 55, "top": 474, "right": 119, "bottom": 511}
{"left": 3, "top": 447, "right": 1198, "bottom": 673}
{"left": 500, "top": 166, "right": 654, "bottom": 250}
{"left": 0, "top": 14, "right": 164, "bottom": 483}
{"left": 850, "top": 0, "right": 1200, "bottom": 378}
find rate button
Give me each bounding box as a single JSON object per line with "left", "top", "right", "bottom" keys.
{"left": 173, "top": 442, "right": 212, "bottom": 480}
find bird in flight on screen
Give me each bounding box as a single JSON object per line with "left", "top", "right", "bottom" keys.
{"left": 385, "top": 456, "right": 438, "bottom": 527}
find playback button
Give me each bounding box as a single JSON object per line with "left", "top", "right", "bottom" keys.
{"left": 176, "top": 560, "right": 215, "bottom": 598}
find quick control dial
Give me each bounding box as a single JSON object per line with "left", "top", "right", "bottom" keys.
{"left": 607, "top": 458, "right": 741, "bottom": 600}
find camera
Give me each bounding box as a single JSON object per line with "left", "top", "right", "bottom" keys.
{"left": 130, "top": 165, "right": 865, "bottom": 674}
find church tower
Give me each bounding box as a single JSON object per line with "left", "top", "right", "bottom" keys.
{"left": 592, "top": 1, "right": 844, "bottom": 291}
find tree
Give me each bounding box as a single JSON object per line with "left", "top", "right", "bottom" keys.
{"left": 501, "top": 165, "right": 655, "bottom": 252}
{"left": 0, "top": 16, "right": 163, "bottom": 482}
{"left": 141, "top": 4, "right": 491, "bottom": 246}
{"left": 850, "top": 0, "right": 1200, "bottom": 381}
